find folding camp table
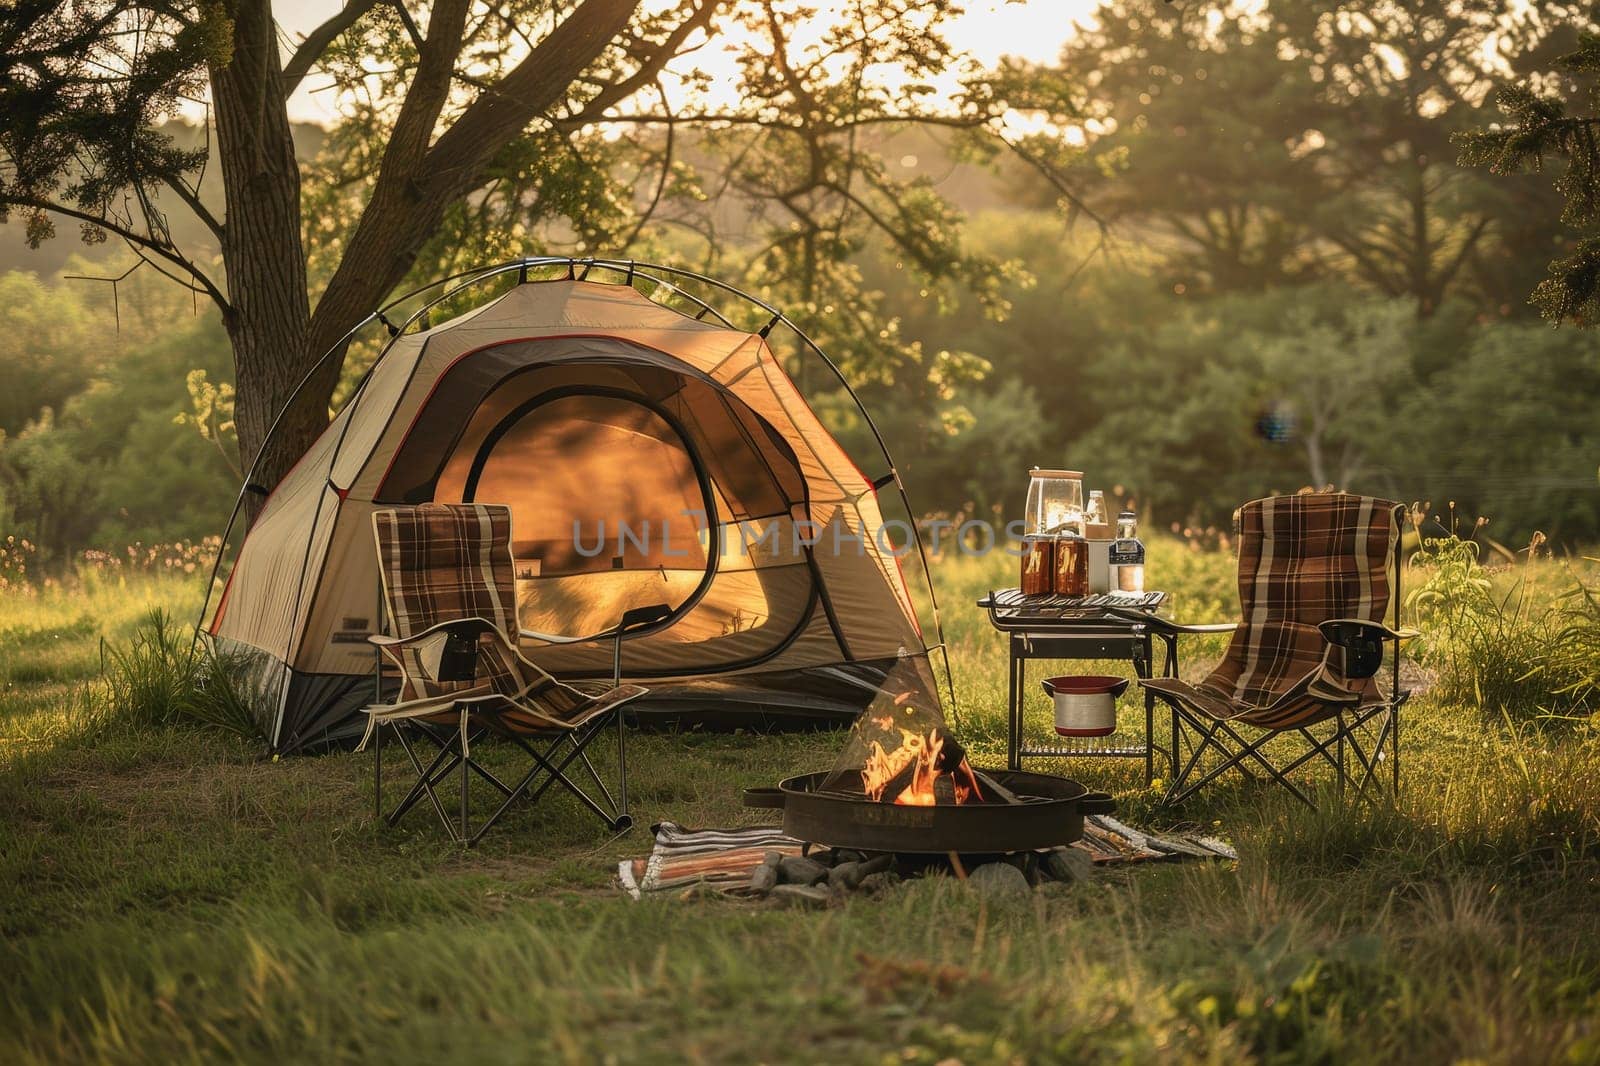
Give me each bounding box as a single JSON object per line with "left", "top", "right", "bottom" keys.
{"left": 977, "top": 589, "right": 1177, "bottom": 785}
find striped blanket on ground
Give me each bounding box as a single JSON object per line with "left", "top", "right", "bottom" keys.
{"left": 616, "top": 819, "right": 1237, "bottom": 899}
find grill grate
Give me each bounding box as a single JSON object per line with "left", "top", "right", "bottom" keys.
{"left": 982, "top": 587, "right": 1166, "bottom": 622}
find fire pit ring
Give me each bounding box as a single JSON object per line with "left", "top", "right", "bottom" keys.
{"left": 743, "top": 768, "right": 1114, "bottom": 854}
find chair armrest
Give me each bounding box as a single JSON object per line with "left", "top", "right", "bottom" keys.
{"left": 1104, "top": 607, "right": 1238, "bottom": 635}
{"left": 369, "top": 617, "right": 510, "bottom": 686}
{"left": 369, "top": 616, "right": 504, "bottom": 648}
{"left": 517, "top": 628, "right": 597, "bottom": 646}
{"left": 1318, "top": 618, "right": 1420, "bottom": 643}
{"left": 1318, "top": 619, "right": 1416, "bottom": 681}
{"left": 518, "top": 603, "right": 673, "bottom": 647}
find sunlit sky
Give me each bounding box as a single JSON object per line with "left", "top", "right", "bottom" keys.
{"left": 273, "top": 0, "right": 1098, "bottom": 125}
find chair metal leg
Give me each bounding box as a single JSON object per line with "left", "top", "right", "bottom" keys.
{"left": 1163, "top": 708, "right": 1218, "bottom": 805}
{"left": 616, "top": 703, "right": 629, "bottom": 822}
{"left": 1172, "top": 725, "right": 1318, "bottom": 809}
{"left": 390, "top": 726, "right": 458, "bottom": 818}
{"left": 569, "top": 738, "right": 617, "bottom": 812}
{"left": 388, "top": 726, "right": 467, "bottom": 823}
{"left": 1393, "top": 701, "right": 1402, "bottom": 795}
{"left": 1164, "top": 709, "right": 1342, "bottom": 809}
{"left": 1343, "top": 705, "right": 1399, "bottom": 803}
{"left": 373, "top": 718, "right": 383, "bottom": 821}
{"left": 379, "top": 702, "right": 640, "bottom": 845}
{"left": 392, "top": 724, "right": 462, "bottom": 842}
{"left": 460, "top": 727, "right": 470, "bottom": 844}
{"left": 468, "top": 715, "right": 630, "bottom": 845}
{"left": 1336, "top": 715, "right": 1346, "bottom": 798}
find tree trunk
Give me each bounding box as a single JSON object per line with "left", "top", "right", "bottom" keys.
{"left": 1304, "top": 409, "right": 1330, "bottom": 489}
{"left": 210, "top": 0, "right": 313, "bottom": 521}
{"left": 209, "top": 0, "right": 639, "bottom": 528}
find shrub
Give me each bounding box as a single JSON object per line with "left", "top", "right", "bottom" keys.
{"left": 1540, "top": 574, "right": 1600, "bottom": 718}
{"left": 1406, "top": 512, "right": 1595, "bottom": 724}
{"left": 98, "top": 609, "right": 263, "bottom": 742}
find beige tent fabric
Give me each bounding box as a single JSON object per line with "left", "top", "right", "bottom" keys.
{"left": 211, "top": 279, "right": 930, "bottom": 748}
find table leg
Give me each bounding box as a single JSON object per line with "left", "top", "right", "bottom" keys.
{"left": 1136, "top": 632, "right": 1153, "bottom": 786}
{"left": 1007, "top": 638, "right": 1020, "bottom": 771}
{"left": 1014, "top": 652, "right": 1027, "bottom": 771}
{"left": 1166, "top": 634, "right": 1181, "bottom": 780}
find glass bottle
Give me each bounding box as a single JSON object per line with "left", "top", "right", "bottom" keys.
{"left": 1085, "top": 490, "right": 1110, "bottom": 539}
{"left": 1111, "top": 510, "right": 1145, "bottom": 593}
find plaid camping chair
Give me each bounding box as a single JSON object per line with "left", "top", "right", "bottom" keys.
{"left": 363, "top": 503, "right": 666, "bottom": 844}
{"left": 1134, "top": 493, "right": 1416, "bottom": 808}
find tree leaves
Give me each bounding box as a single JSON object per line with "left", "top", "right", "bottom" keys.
{"left": 1456, "top": 25, "right": 1600, "bottom": 324}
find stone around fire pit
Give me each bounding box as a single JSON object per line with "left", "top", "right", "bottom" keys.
{"left": 966, "top": 862, "right": 1030, "bottom": 901}
{"left": 743, "top": 842, "right": 1096, "bottom": 904}
{"left": 770, "top": 884, "right": 832, "bottom": 909}
{"left": 828, "top": 853, "right": 892, "bottom": 892}
{"left": 750, "top": 852, "right": 780, "bottom": 894}
{"left": 1041, "top": 846, "right": 1095, "bottom": 884}
{"left": 777, "top": 855, "right": 829, "bottom": 886}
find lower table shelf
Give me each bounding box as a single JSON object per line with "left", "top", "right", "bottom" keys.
{"left": 1021, "top": 740, "right": 1150, "bottom": 759}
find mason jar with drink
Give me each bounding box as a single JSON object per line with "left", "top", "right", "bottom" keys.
{"left": 1019, "top": 468, "right": 1144, "bottom": 598}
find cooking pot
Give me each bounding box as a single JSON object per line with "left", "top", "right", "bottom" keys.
{"left": 1041, "top": 675, "right": 1128, "bottom": 737}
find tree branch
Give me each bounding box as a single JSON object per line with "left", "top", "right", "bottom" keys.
{"left": 417, "top": 0, "right": 638, "bottom": 175}
{"left": 307, "top": 0, "right": 641, "bottom": 358}
{"left": 3, "top": 194, "right": 231, "bottom": 312}
{"left": 281, "top": 0, "right": 382, "bottom": 98}
{"left": 1435, "top": 215, "right": 1494, "bottom": 293}
{"left": 619, "top": 81, "right": 675, "bottom": 250}
{"left": 159, "top": 173, "right": 225, "bottom": 242}
{"left": 998, "top": 130, "right": 1111, "bottom": 235}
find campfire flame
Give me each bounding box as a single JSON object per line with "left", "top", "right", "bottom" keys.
{"left": 860, "top": 726, "right": 984, "bottom": 806}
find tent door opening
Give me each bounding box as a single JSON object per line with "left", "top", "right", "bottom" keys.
{"left": 442, "top": 386, "right": 719, "bottom": 643}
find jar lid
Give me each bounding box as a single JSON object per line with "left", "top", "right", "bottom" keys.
{"left": 1029, "top": 468, "right": 1083, "bottom": 479}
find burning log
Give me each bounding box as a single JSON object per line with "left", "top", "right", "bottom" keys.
{"left": 865, "top": 758, "right": 921, "bottom": 804}
{"left": 860, "top": 726, "right": 985, "bottom": 806}
{"left": 971, "top": 769, "right": 1023, "bottom": 806}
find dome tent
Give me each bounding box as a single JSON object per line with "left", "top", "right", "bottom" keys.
{"left": 202, "top": 259, "right": 951, "bottom": 754}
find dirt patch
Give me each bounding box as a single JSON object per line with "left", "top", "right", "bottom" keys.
{"left": 40, "top": 753, "right": 364, "bottom": 833}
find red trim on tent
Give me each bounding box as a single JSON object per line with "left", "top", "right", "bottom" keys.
{"left": 207, "top": 567, "right": 236, "bottom": 635}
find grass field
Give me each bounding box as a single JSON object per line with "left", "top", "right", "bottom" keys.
{"left": 3, "top": 544, "right": 1600, "bottom": 1064}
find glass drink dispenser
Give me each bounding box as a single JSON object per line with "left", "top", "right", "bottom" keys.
{"left": 1024, "top": 469, "right": 1085, "bottom": 535}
